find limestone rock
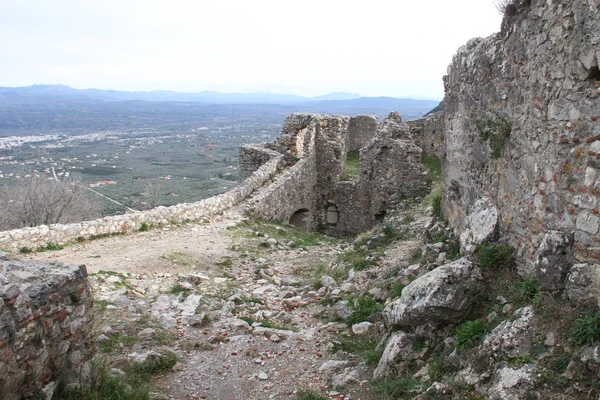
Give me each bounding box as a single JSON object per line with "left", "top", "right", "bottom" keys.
{"left": 565, "top": 263, "right": 600, "bottom": 307}
{"left": 482, "top": 306, "right": 536, "bottom": 359}
{"left": 331, "top": 368, "right": 360, "bottom": 388}
{"left": 351, "top": 322, "right": 373, "bottom": 335}
{"left": 459, "top": 196, "right": 498, "bottom": 254}
{"left": 318, "top": 360, "right": 349, "bottom": 375}
{"left": 374, "top": 331, "right": 423, "bottom": 379}
{"left": 383, "top": 258, "right": 484, "bottom": 326}
{"left": 534, "top": 231, "right": 574, "bottom": 290}
{"left": 487, "top": 365, "right": 537, "bottom": 400}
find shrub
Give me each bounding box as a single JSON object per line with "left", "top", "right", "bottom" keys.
{"left": 36, "top": 242, "right": 64, "bottom": 252}
{"left": 138, "top": 222, "right": 150, "bottom": 232}
{"left": 570, "top": 313, "right": 600, "bottom": 345}
{"left": 446, "top": 242, "right": 461, "bottom": 261}
{"left": 19, "top": 247, "right": 32, "bottom": 254}
{"left": 455, "top": 319, "right": 491, "bottom": 349}
{"left": 346, "top": 296, "right": 384, "bottom": 326}
{"left": 476, "top": 244, "right": 515, "bottom": 269}
{"left": 510, "top": 278, "right": 540, "bottom": 305}
{"left": 474, "top": 114, "right": 512, "bottom": 159}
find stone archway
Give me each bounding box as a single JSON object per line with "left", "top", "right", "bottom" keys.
{"left": 289, "top": 209, "right": 310, "bottom": 230}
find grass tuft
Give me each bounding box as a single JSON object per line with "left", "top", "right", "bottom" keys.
{"left": 476, "top": 244, "right": 515, "bottom": 269}
{"left": 569, "top": 313, "right": 600, "bottom": 345}
{"left": 455, "top": 319, "right": 491, "bottom": 349}
{"left": 346, "top": 296, "right": 384, "bottom": 326}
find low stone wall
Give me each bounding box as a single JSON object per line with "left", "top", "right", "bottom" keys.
{"left": 0, "top": 156, "right": 283, "bottom": 252}
{"left": 0, "top": 257, "right": 93, "bottom": 400}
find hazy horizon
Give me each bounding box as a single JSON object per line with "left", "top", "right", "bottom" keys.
{"left": 1, "top": 0, "right": 503, "bottom": 99}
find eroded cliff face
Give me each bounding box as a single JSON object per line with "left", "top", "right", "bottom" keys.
{"left": 443, "top": 0, "right": 600, "bottom": 274}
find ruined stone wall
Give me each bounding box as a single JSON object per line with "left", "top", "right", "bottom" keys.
{"left": 238, "top": 145, "right": 281, "bottom": 179}
{"left": 0, "top": 155, "right": 283, "bottom": 252}
{"left": 443, "top": 0, "right": 600, "bottom": 272}
{"left": 243, "top": 112, "right": 431, "bottom": 236}
{"left": 408, "top": 111, "right": 445, "bottom": 160}
{"left": 0, "top": 258, "right": 93, "bottom": 399}
{"left": 346, "top": 116, "right": 379, "bottom": 152}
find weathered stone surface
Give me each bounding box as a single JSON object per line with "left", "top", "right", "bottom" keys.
{"left": 383, "top": 258, "right": 484, "bottom": 327}
{"left": 459, "top": 196, "right": 498, "bottom": 254}
{"left": 566, "top": 263, "right": 600, "bottom": 308}
{"left": 534, "top": 231, "right": 574, "bottom": 290}
{"left": 374, "top": 331, "right": 425, "bottom": 379}
{"left": 351, "top": 321, "right": 373, "bottom": 335}
{"left": 443, "top": 0, "right": 600, "bottom": 270}
{"left": 487, "top": 365, "right": 537, "bottom": 400}
{"left": 481, "top": 306, "right": 536, "bottom": 359}
{"left": 0, "top": 260, "right": 94, "bottom": 400}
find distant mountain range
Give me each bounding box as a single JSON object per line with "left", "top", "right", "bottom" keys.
{"left": 0, "top": 85, "right": 441, "bottom": 134}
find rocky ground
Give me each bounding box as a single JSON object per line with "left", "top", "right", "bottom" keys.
{"left": 21, "top": 201, "right": 431, "bottom": 400}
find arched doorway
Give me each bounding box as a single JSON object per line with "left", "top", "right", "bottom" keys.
{"left": 289, "top": 209, "right": 310, "bottom": 230}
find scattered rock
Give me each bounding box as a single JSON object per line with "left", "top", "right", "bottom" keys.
{"left": 487, "top": 365, "right": 537, "bottom": 400}
{"left": 257, "top": 372, "right": 269, "bottom": 380}
{"left": 565, "top": 263, "right": 600, "bottom": 307}
{"left": 138, "top": 328, "right": 157, "bottom": 340}
{"left": 319, "top": 360, "right": 349, "bottom": 375}
{"left": 331, "top": 368, "right": 360, "bottom": 388}
{"left": 351, "top": 322, "right": 373, "bottom": 335}
{"left": 482, "top": 307, "right": 536, "bottom": 359}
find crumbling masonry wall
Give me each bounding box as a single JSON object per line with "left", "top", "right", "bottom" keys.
{"left": 0, "top": 258, "right": 94, "bottom": 400}
{"left": 242, "top": 112, "right": 432, "bottom": 236}
{"left": 443, "top": 0, "right": 600, "bottom": 272}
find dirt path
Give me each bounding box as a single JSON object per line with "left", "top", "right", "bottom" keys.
{"left": 19, "top": 205, "right": 387, "bottom": 400}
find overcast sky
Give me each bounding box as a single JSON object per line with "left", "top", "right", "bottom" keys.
{"left": 0, "top": 0, "right": 502, "bottom": 99}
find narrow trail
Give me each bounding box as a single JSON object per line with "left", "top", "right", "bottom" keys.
{"left": 20, "top": 202, "right": 404, "bottom": 399}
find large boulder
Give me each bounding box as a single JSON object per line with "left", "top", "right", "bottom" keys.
{"left": 534, "top": 231, "right": 574, "bottom": 290}
{"left": 383, "top": 258, "right": 484, "bottom": 327}
{"left": 566, "top": 263, "right": 600, "bottom": 308}
{"left": 459, "top": 197, "right": 499, "bottom": 254}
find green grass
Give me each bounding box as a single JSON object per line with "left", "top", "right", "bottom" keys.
{"left": 476, "top": 244, "right": 515, "bottom": 269}
{"left": 344, "top": 151, "right": 361, "bottom": 181}
{"left": 138, "top": 222, "right": 150, "bottom": 232}
{"left": 509, "top": 278, "right": 541, "bottom": 306}
{"left": 36, "top": 242, "right": 65, "bottom": 252}
{"left": 446, "top": 241, "right": 461, "bottom": 261}
{"left": 422, "top": 155, "right": 442, "bottom": 182}
{"left": 569, "top": 313, "right": 600, "bottom": 345}
{"left": 410, "top": 247, "right": 422, "bottom": 264}
{"left": 60, "top": 364, "right": 151, "bottom": 400}
{"left": 169, "top": 284, "right": 192, "bottom": 295}
{"left": 346, "top": 295, "right": 384, "bottom": 326}
{"left": 388, "top": 281, "right": 405, "bottom": 299}
{"left": 375, "top": 377, "right": 421, "bottom": 400}
{"left": 432, "top": 194, "right": 443, "bottom": 220}
{"left": 332, "top": 333, "right": 381, "bottom": 365}
{"left": 455, "top": 319, "right": 491, "bottom": 349}
{"left": 238, "top": 219, "right": 334, "bottom": 247}
{"left": 19, "top": 246, "right": 32, "bottom": 254}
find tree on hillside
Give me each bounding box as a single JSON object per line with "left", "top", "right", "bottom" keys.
{"left": 0, "top": 177, "right": 101, "bottom": 230}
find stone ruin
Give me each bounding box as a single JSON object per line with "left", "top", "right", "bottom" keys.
{"left": 240, "top": 111, "right": 443, "bottom": 236}
{"left": 0, "top": 253, "right": 94, "bottom": 399}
